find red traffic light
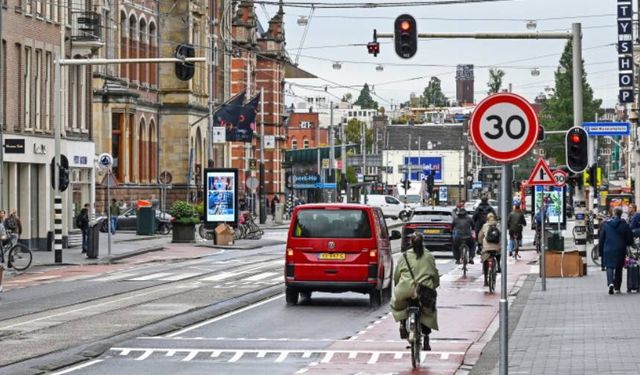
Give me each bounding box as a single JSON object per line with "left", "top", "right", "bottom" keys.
{"left": 570, "top": 134, "right": 581, "bottom": 144}
{"left": 400, "top": 20, "right": 411, "bottom": 31}
{"left": 367, "top": 41, "right": 380, "bottom": 56}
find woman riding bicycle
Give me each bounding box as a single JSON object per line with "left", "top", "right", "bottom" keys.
{"left": 390, "top": 233, "right": 440, "bottom": 351}
{"left": 479, "top": 213, "right": 501, "bottom": 286}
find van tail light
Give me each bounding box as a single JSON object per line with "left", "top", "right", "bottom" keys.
{"left": 369, "top": 248, "right": 377, "bottom": 261}
{"left": 286, "top": 248, "right": 293, "bottom": 259}
{"left": 286, "top": 248, "right": 294, "bottom": 278}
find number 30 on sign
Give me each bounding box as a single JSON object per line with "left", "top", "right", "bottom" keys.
{"left": 470, "top": 93, "right": 539, "bottom": 163}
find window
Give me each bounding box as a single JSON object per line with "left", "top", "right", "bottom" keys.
{"left": 24, "top": 47, "right": 31, "bottom": 129}
{"left": 69, "top": 66, "right": 77, "bottom": 129}
{"left": 35, "top": 0, "right": 42, "bottom": 16}
{"left": 291, "top": 139, "right": 297, "bottom": 150}
{"left": 35, "top": 50, "right": 41, "bottom": 130}
{"left": 303, "top": 138, "right": 309, "bottom": 149}
{"left": 52, "top": 0, "right": 58, "bottom": 22}
{"left": 26, "top": 0, "right": 32, "bottom": 14}
{"left": 112, "top": 114, "right": 122, "bottom": 180}
{"left": 293, "top": 209, "right": 372, "bottom": 238}
{"left": 44, "top": 52, "right": 51, "bottom": 131}
{"left": 385, "top": 196, "right": 400, "bottom": 205}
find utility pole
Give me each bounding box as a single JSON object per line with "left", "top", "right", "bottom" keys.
{"left": 361, "top": 122, "right": 366, "bottom": 178}
{"left": 317, "top": 114, "right": 321, "bottom": 202}
{"left": 259, "top": 87, "right": 266, "bottom": 224}
{"left": 0, "top": 3, "right": 4, "bottom": 209}
{"left": 341, "top": 118, "right": 347, "bottom": 201}
{"left": 329, "top": 102, "right": 335, "bottom": 202}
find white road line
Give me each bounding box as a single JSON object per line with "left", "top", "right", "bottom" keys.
{"left": 182, "top": 350, "right": 199, "bottom": 362}
{"left": 436, "top": 259, "right": 452, "bottom": 264}
{"left": 135, "top": 350, "right": 154, "bottom": 361}
{"left": 302, "top": 351, "right": 313, "bottom": 358}
{"left": 441, "top": 352, "right": 450, "bottom": 360}
{"left": 129, "top": 272, "right": 173, "bottom": 281}
{"left": 244, "top": 271, "right": 278, "bottom": 281}
{"left": 367, "top": 352, "right": 380, "bottom": 364}
{"left": 49, "top": 360, "right": 103, "bottom": 375}
{"left": 320, "top": 352, "right": 334, "bottom": 363}
{"left": 295, "top": 369, "right": 309, "bottom": 374}
{"left": 275, "top": 351, "right": 289, "bottom": 363}
{"left": 270, "top": 275, "right": 284, "bottom": 282}
{"left": 92, "top": 273, "right": 136, "bottom": 282}
{"left": 211, "top": 351, "right": 221, "bottom": 358}
{"left": 228, "top": 351, "right": 244, "bottom": 362}
{"left": 393, "top": 352, "right": 403, "bottom": 359}
{"left": 257, "top": 351, "right": 267, "bottom": 358}
{"left": 159, "top": 272, "right": 204, "bottom": 281}
{"left": 165, "top": 295, "right": 283, "bottom": 337}
{"left": 348, "top": 352, "right": 359, "bottom": 359}
{"left": 166, "top": 350, "right": 176, "bottom": 357}
{"left": 199, "top": 271, "right": 237, "bottom": 282}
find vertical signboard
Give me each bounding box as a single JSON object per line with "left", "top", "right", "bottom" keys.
{"left": 204, "top": 168, "right": 239, "bottom": 227}
{"left": 533, "top": 185, "right": 566, "bottom": 229}
{"left": 618, "top": 1, "right": 634, "bottom": 103}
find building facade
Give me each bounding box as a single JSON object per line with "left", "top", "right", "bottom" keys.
{"left": 2, "top": 0, "right": 96, "bottom": 250}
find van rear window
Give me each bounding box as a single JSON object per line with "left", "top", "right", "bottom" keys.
{"left": 293, "top": 209, "right": 372, "bottom": 238}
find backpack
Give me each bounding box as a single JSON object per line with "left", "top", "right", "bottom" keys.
{"left": 486, "top": 224, "right": 501, "bottom": 244}
{"left": 5, "top": 216, "right": 17, "bottom": 231}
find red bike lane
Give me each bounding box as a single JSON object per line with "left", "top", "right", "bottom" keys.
{"left": 297, "top": 251, "right": 537, "bottom": 375}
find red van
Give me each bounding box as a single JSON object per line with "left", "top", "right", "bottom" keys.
{"left": 284, "top": 204, "right": 401, "bottom": 306}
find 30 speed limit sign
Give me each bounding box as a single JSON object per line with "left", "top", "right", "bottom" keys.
{"left": 470, "top": 93, "right": 539, "bottom": 163}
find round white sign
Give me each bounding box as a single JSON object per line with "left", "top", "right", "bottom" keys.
{"left": 553, "top": 170, "right": 568, "bottom": 187}
{"left": 98, "top": 153, "right": 113, "bottom": 168}
{"left": 470, "top": 93, "right": 539, "bottom": 163}
{"left": 246, "top": 176, "right": 259, "bottom": 191}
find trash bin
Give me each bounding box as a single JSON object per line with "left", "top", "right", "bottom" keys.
{"left": 137, "top": 206, "right": 155, "bottom": 235}
{"left": 275, "top": 203, "right": 284, "bottom": 224}
{"left": 86, "top": 220, "right": 102, "bottom": 259}
{"left": 546, "top": 229, "right": 564, "bottom": 251}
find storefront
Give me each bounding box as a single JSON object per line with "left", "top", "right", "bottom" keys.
{"left": 2, "top": 135, "right": 95, "bottom": 250}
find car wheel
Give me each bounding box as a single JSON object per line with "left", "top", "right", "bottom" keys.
{"left": 285, "top": 287, "right": 299, "bottom": 305}
{"left": 369, "top": 288, "right": 383, "bottom": 307}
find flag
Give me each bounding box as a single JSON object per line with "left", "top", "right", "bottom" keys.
{"left": 235, "top": 93, "right": 261, "bottom": 143}
{"left": 214, "top": 91, "right": 245, "bottom": 142}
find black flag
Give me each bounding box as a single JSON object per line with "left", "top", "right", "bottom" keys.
{"left": 214, "top": 91, "right": 245, "bottom": 142}
{"left": 235, "top": 93, "right": 261, "bottom": 143}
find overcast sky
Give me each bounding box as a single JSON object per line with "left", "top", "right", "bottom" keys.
{"left": 260, "top": 0, "right": 618, "bottom": 109}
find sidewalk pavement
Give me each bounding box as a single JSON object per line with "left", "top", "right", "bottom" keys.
{"left": 470, "top": 240, "right": 640, "bottom": 374}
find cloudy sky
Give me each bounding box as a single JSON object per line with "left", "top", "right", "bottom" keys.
{"left": 259, "top": 0, "right": 618, "bottom": 109}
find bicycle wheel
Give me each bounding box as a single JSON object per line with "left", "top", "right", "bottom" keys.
{"left": 410, "top": 314, "right": 422, "bottom": 368}
{"left": 9, "top": 244, "right": 32, "bottom": 271}
{"left": 488, "top": 262, "right": 496, "bottom": 294}
{"left": 591, "top": 244, "right": 600, "bottom": 266}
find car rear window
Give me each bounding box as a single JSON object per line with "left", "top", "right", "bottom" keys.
{"left": 293, "top": 209, "right": 372, "bottom": 238}
{"left": 410, "top": 210, "right": 452, "bottom": 222}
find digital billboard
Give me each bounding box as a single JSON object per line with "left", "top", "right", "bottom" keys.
{"left": 204, "top": 168, "right": 238, "bottom": 226}
{"left": 533, "top": 185, "right": 566, "bottom": 228}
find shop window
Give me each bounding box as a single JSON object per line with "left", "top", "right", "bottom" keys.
{"left": 291, "top": 138, "right": 297, "bottom": 150}
{"left": 303, "top": 138, "right": 309, "bottom": 149}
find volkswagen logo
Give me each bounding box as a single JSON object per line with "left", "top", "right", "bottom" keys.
{"left": 328, "top": 241, "right": 335, "bottom": 249}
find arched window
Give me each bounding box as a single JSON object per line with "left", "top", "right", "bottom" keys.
{"left": 149, "top": 120, "right": 157, "bottom": 182}
{"left": 139, "top": 18, "right": 147, "bottom": 84}
{"left": 291, "top": 138, "right": 297, "bottom": 150}
{"left": 120, "top": 10, "right": 127, "bottom": 78}
{"left": 139, "top": 118, "right": 147, "bottom": 182}
{"left": 148, "top": 21, "right": 157, "bottom": 87}
{"left": 303, "top": 138, "right": 309, "bottom": 149}
{"left": 129, "top": 14, "right": 138, "bottom": 82}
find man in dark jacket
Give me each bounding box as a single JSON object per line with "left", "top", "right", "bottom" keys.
{"left": 452, "top": 208, "right": 475, "bottom": 264}
{"left": 78, "top": 204, "right": 90, "bottom": 254}
{"left": 599, "top": 208, "right": 633, "bottom": 294}
{"left": 507, "top": 205, "right": 527, "bottom": 257}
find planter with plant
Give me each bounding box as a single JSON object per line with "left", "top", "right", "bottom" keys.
{"left": 169, "top": 200, "right": 199, "bottom": 243}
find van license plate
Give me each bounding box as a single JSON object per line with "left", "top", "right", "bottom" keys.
{"left": 319, "top": 253, "right": 346, "bottom": 260}
{"left": 424, "top": 229, "right": 440, "bottom": 234}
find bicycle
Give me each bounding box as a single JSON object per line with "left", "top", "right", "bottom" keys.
{"left": 0, "top": 233, "right": 32, "bottom": 272}
{"left": 510, "top": 231, "right": 521, "bottom": 260}
{"left": 197, "top": 224, "right": 214, "bottom": 241}
{"left": 405, "top": 299, "right": 423, "bottom": 368}
{"left": 485, "top": 250, "right": 498, "bottom": 294}
{"left": 456, "top": 237, "right": 471, "bottom": 278}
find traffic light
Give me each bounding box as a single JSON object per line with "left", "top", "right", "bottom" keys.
{"left": 50, "top": 155, "right": 69, "bottom": 192}
{"left": 401, "top": 178, "right": 411, "bottom": 191}
{"left": 394, "top": 14, "right": 417, "bottom": 59}
{"left": 174, "top": 43, "right": 195, "bottom": 81}
{"left": 565, "top": 126, "right": 589, "bottom": 173}
{"left": 583, "top": 164, "right": 601, "bottom": 187}
{"left": 367, "top": 41, "right": 380, "bottom": 57}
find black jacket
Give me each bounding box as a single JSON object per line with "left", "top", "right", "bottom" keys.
{"left": 472, "top": 203, "right": 495, "bottom": 234}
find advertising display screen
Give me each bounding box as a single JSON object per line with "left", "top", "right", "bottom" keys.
{"left": 533, "top": 185, "right": 566, "bottom": 228}
{"left": 204, "top": 168, "right": 238, "bottom": 225}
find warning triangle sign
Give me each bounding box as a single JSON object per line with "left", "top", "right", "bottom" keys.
{"left": 527, "top": 158, "right": 556, "bottom": 186}
{"left": 101, "top": 171, "right": 119, "bottom": 188}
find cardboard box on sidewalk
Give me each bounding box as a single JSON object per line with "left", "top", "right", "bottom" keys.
{"left": 215, "top": 224, "right": 234, "bottom": 245}
{"left": 545, "top": 250, "right": 583, "bottom": 277}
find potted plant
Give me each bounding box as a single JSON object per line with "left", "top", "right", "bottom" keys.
{"left": 169, "top": 200, "right": 199, "bottom": 243}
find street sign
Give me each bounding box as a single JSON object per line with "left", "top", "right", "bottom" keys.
{"left": 364, "top": 175, "right": 378, "bottom": 183}
{"left": 246, "top": 176, "right": 259, "bottom": 191}
{"left": 212, "top": 126, "right": 226, "bottom": 143}
{"left": 527, "top": 158, "right": 555, "bottom": 186}
{"left": 98, "top": 153, "right": 113, "bottom": 168}
{"left": 249, "top": 159, "right": 257, "bottom": 171}
{"left": 357, "top": 173, "right": 364, "bottom": 183}
{"left": 583, "top": 122, "right": 630, "bottom": 136}
{"left": 552, "top": 169, "right": 568, "bottom": 187}
{"left": 322, "top": 158, "right": 330, "bottom": 169}
{"left": 470, "top": 93, "right": 539, "bottom": 163}
{"left": 264, "top": 135, "right": 275, "bottom": 149}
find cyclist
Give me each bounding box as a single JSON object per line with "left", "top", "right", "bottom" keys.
{"left": 507, "top": 205, "right": 526, "bottom": 258}
{"left": 479, "top": 213, "right": 501, "bottom": 285}
{"left": 452, "top": 208, "right": 475, "bottom": 265}
{"left": 390, "top": 233, "right": 440, "bottom": 352}
{"left": 472, "top": 196, "right": 496, "bottom": 257}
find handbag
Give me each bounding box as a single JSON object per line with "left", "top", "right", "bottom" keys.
{"left": 402, "top": 252, "right": 437, "bottom": 311}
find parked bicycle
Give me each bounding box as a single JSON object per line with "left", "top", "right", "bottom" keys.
{"left": 239, "top": 212, "right": 264, "bottom": 240}
{"left": 0, "top": 233, "right": 32, "bottom": 272}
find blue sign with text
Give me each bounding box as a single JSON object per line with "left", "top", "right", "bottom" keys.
{"left": 583, "top": 122, "right": 630, "bottom": 136}
{"left": 404, "top": 156, "right": 443, "bottom": 182}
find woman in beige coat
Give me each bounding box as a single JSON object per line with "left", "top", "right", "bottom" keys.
{"left": 390, "top": 233, "right": 440, "bottom": 351}
{"left": 478, "top": 212, "right": 500, "bottom": 286}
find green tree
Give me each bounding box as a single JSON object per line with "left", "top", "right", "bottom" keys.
{"left": 345, "top": 119, "right": 374, "bottom": 153}
{"left": 487, "top": 68, "right": 505, "bottom": 94}
{"left": 421, "top": 76, "right": 448, "bottom": 107}
{"left": 341, "top": 93, "right": 353, "bottom": 103}
{"left": 539, "top": 40, "right": 603, "bottom": 164}
{"left": 354, "top": 83, "right": 379, "bottom": 109}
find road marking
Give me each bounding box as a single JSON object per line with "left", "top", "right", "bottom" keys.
{"left": 228, "top": 351, "right": 244, "bottom": 362}
{"left": 244, "top": 271, "right": 279, "bottom": 281}
{"left": 165, "top": 294, "right": 283, "bottom": 337}
{"left": 320, "top": 352, "right": 334, "bottom": 363}
{"left": 367, "top": 352, "right": 380, "bottom": 364}
{"left": 92, "top": 273, "right": 137, "bottom": 282}
{"left": 199, "top": 271, "right": 236, "bottom": 282}
{"left": 135, "top": 350, "right": 154, "bottom": 361}
{"left": 436, "top": 259, "right": 451, "bottom": 264}
{"left": 129, "top": 272, "right": 173, "bottom": 281}
{"left": 159, "top": 272, "right": 205, "bottom": 281}
{"left": 49, "top": 359, "right": 103, "bottom": 375}
{"left": 348, "top": 352, "right": 359, "bottom": 359}
{"left": 183, "top": 351, "right": 199, "bottom": 362}
{"left": 275, "top": 351, "right": 289, "bottom": 363}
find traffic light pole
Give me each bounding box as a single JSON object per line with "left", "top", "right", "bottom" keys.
{"left": 259, "top": 87, "right": 266, "bottom": 224}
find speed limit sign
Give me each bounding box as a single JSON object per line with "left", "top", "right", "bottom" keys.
{"left": 470, "top": 93, "right": 539, "bottom": 163}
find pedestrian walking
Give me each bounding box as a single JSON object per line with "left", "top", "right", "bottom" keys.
{"left": 109, "top": 199, "right": 120, "bottom": 234}
{"left": 76, "top": 204, "right": 90, "bottom": 254}
{"left": 599, "top": 208, "right": 633, "bottom": 295}
{"left": 270, "top": 195, "right": 280, "bottom": 221}
{"left": 628, "top": 203, "right": 640, "bottom": 236}
{"left": 4, "top": 209, "right": 22, "bottom": 238}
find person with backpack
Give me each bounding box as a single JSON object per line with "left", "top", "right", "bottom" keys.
{"left": 473, "top": 196, "right": 496, "bottom": 249}
{"left": 4, "top": 209, "right": 22, "bottom": 237}
{"left": 76, "top": 204, "right": 90, "bottom": 254}
{"left": 478, "top": 213, "right": 501, "bottom": 285}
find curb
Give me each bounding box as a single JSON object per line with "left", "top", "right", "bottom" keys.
{"left": 96, "top": 246, "right": 166, "bottom": 264}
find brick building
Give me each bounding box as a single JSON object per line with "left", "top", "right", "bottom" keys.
{"left": 287, "top": 112, "right": 328, "bottom": 150}
{"left": 1, "top": 1, "right": 97, "bottom": 249}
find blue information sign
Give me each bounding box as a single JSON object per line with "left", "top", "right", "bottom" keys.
{"left": 583, "top": 122, "right": 630, "bottom": 136}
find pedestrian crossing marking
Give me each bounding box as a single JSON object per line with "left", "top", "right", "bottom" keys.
{"left": 159, "top": 272, "right": 204, "bottom": 281}
{"left": 199, "top": 272, "right": 236, "bottom": 282}
{"left": 129, "top": 272, "right": 173, "bottom": 281}
{"left": 110, "top": 347, "right": 465, "bottom": 364}
{"left": 245, "top": 271, "right": 278, "bottom": 281}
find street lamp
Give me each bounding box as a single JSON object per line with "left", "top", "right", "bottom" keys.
{"left": 332, "top": 61, "right": 342, "bottom": 70}
{"left": 530, "top": 67, "right": 540, "bottom": 76}
{"left": 526, "top": 20, "right": 537, "bottom": 30}
{"left": 376, "top": 64, "right": 384, "bottom": 72}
